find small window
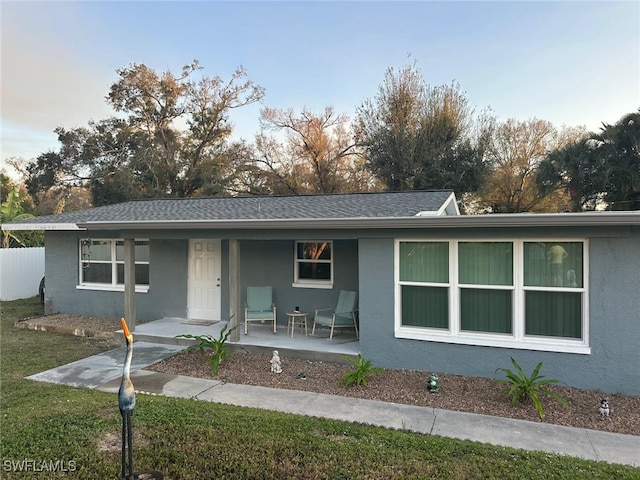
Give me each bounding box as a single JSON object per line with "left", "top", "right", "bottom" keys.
{"left": 293, "top": 241, "right": 333, "bottom": 288}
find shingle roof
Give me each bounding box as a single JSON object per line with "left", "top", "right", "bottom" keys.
{"left": 9, "top": 190, "right": 455, "bottom": 226}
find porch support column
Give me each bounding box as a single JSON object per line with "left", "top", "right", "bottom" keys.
{"left": 228, "top": 239, "right": 241, "bottom": 342}
{"left": 124, "top": 237, "right": 136, "bottom": 331}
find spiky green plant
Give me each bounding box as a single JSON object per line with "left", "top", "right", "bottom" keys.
{"left": 340, "top": 354, "right": 384, "bottom": 387}
{"left": 495, "top": 357, "right": 569, "bottom": 419}
{"left": 177, "top": 323, "right": 238, "bottom": 376}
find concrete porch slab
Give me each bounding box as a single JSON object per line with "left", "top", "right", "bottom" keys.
{"left": 115, "top": 317, "right": 359, "bottom": 363}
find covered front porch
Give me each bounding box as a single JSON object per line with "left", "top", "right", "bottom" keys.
{"left": 120, "top": 317, "right": 360, "bottom": 364}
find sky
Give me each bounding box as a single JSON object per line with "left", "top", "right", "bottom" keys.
{"left": 1, "top": 0, "right": 639, "bottom": 180}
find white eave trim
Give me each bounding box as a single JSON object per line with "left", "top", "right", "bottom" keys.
{"left": 75, "top": 211, "right": 640, "bottom": 231}
{"left": 1, "top": 223, "right": 82, "bottom": 231}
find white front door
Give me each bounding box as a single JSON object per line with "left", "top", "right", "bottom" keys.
{"left": 188, "top": 239, "right": 221, "bottom": 321}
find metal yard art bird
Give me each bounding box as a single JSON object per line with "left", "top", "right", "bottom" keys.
{"left": 119, "top": 318, "right": 136, "bottom": 480}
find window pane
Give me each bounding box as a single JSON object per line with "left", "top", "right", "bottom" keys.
{"left": 136, "top": 241, "right": 150, "bottom": 262}
{"left": 116, "top": 240, "right": 150, "bottom": 262}
{"left": 459, "top": 242, "right": 513, "bottom": 286}
{"left": 524, "top": 242, "right": 583, "bottom": 288}
{"left": 525, "top": 291, "right": 582, "bottom": 338}
{"left": 401, "top": 285, "right": 448, "bottom": 329}
{"left": 83, "top": 240, "right": 111, "bottom": 262}
{"left": 298, "top": 262, "right": 331, "bottom": 280}
{"left": 523, "top": 242, "right": 548, "bottom": 286}
{"left": 400, "top": 242, "right": 448, "bottom": 283}
{"left": 460, "top": 288, "right": 512, "bottom": 333}
{"left": 297, "top": 242, "right": 331, "bottom": 260}
{"left": 82, "top": 264, "right": 112, "bottom": 283}
{"left": 117, "top": 264, "right": 150, "bottom": 285}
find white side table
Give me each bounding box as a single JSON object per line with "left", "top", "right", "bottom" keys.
{"left": 286, "top": 311, "right": 308, "bottom": 338}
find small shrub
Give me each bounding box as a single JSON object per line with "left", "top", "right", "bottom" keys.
{"left": 495, "top": 357, "right": 569, "bottom": 419}
{"left": 340, "top": 354, "right": 383, "bottom": 387}
{"left": 177, "top": 323, "right": 238, "bottom": 376}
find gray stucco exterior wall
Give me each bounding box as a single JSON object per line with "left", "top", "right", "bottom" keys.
{"left": 147, "top": 239, "right": 189, "bottom": 319}
{"left": 238, "top": 239, "right": 359, "bottom": 327}
{"left": 44, "top": 232, "right": 359, "bottom": 329}
{"left": 358, "top": 230, "right": 640, "bottom": 395}
{"left": 44, "top": 232, "right": 190, "bottom": 322}
{"left": 42, "top": 224, "right": 638, "bottom": 394}
{"left": 587, "top": 235, "right": 640, "bottom": 394}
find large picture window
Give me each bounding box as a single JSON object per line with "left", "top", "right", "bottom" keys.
{"left": 79, "top": 239, "right": 149, "bottom": 291}
{"left": 396, "top": 239, "right": 588, "bottom": 354}
{"left": 293, "top": 241, "right": 332, "bottom": 288}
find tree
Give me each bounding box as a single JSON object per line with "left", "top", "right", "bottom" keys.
{"left": 591, "top": 111, "right": 640, "bottom": 210}
{"left": 242, "top": 106, "right": 381, "bottom": 195}
{"left": 33, "top": 186, "right": 92, "bottom": 216}
{"left": 471, "top": 119, "right": 587, "bottom": 213}
{"left": 537, "top": 110, "right": 640, "bottom": 211}
{"left": 0, "top": 186, "right": 43, "bottom": 248}
{"left": 536, "top": 139, "right": 603, "bottom": 211}
{"left": 1, "top": 172, "right": 19, "bottom": 205}
{"left": 26, "top": 61, "right": 264, "bottom": 205}
{"left": 2, "top": 167, "right": 37, "bottom": 214}
{"left": 355, "top": 63, "right": 491, "bottom": 194}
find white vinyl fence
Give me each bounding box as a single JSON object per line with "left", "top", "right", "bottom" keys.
{"left": 0, "top": 247, "right": 45, "bottom": 301}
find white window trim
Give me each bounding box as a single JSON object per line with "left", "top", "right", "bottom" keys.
{"left": 77, "top": 238, "right": 150, "bottom": 293}
{"left": 77, "top": 284, "right": 149, "bottom": 293}
{"left": 292, "top": 240, "right": 334, "bottom": 289}
{"left": 394, "top": 238, "right": 590, "bottom": 354}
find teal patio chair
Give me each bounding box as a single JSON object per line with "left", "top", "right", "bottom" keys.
{"left": 244, "top": 286, "right": 277, "bottom": 335}
{"left": 311, "top": 290, "right": 359, "bottom": 341}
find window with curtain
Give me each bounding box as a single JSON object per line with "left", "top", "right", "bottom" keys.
{"left": 395, "top": 239, "right": 588, "bottom": 353}
{"left": 80, "top": 239, "right": 149, "bottom": 289}
{"left": 523, "top": 242, "right": 583, "bottom": 339}
{"left": 459, "top": 242, "right": 513, "bottom": 334}
{"left": 399, "top": 242, "right": 449, "bottom": 329}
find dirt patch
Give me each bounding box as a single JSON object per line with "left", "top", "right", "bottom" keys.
{"left": 97, "top": 431, "right": 152, "bottom": 452}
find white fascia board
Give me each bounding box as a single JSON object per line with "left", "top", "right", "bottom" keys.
{"left": 1, "top": 223, "right": 82, "bottom": 231}
{"left": 77, "top": 211, "right": 640, "bottom": 231}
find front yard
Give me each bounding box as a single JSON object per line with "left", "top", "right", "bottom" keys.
{"left": 1, "top": 297, "right": 638, "bottom": 479}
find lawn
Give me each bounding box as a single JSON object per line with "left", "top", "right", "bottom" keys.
{"left": 1, "top": 297, "right": 638, "bottom": 479}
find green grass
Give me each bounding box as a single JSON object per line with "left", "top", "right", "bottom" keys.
{"left": 1, "top": 298, "right": 639, "bottom": 479}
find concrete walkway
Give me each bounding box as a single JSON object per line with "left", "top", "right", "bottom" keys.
{"left": 27, "top": 342, "right": 640, "bottom": 468}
